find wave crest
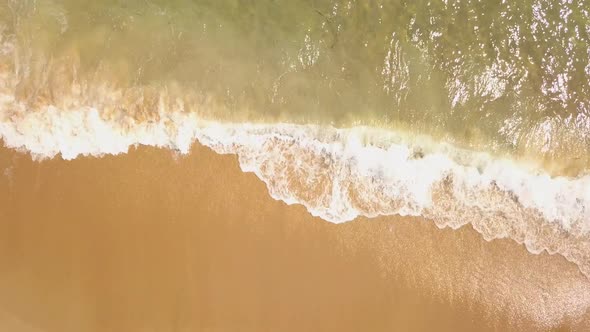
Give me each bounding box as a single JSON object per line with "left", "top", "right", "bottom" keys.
{"left": 0, "top": 35, "right": 589, "bottom": 279}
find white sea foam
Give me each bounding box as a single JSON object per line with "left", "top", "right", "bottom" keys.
{"left": 0, "top": 34, "right": 589, "bottom": 279}
{"left": 0, "top": 90, "right": 589, "bottom": 278}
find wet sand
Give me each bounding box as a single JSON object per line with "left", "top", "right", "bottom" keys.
{"left": 0, "top": 143, "right": 588, "bottom": 332}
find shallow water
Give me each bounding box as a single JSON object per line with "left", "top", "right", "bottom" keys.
{"left": 2, "top": 0, "right": 590, "bottom": 170}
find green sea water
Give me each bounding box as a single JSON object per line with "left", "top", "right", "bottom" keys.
{"left": 1, "top": 0, "right": 590, "bottom": 173}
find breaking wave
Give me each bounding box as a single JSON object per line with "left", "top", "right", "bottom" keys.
{"left": 0, "top": 32, "right": 588, "bottom": 279}
{"left": 1, "top": 93, "right": 590, "bottom": 279}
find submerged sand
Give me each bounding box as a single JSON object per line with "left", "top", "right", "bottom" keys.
{"left": 0, "top": 143, "right": 588, "bottom": 332}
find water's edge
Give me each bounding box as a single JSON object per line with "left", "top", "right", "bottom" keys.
{"left": 1, "top": 102, "right": 588, "bottom": 279}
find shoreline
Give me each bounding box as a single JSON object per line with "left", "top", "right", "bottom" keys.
{"left": 0, "top": 143, "right": 588, "bottom": 331}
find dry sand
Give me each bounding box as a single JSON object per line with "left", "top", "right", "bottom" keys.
{"left": 0, "top": 143, "right": 588, "bottom": 332}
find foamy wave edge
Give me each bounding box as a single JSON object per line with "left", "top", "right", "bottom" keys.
{"left": 1, "top": 96, "right": 589, "bottom": 278}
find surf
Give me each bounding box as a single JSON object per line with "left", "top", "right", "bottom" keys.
{"left": 1, "top": 84, "right": 589, "bottom": 279}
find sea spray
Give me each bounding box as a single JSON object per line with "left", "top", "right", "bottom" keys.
{"left": 1, "top": 93, "right": 589, "bottom": 278}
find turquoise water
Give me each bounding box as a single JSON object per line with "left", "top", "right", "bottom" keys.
{"left": 2, "top": 0, "right": 589, "bottom": 173}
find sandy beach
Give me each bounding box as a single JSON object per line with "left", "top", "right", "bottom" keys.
{"left": 0, "top": 143, "right": 588, "bottom": 332}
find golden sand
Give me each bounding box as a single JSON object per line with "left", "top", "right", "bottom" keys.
{"left": 0, "top": 144, "right": 588, "bottom": 331}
